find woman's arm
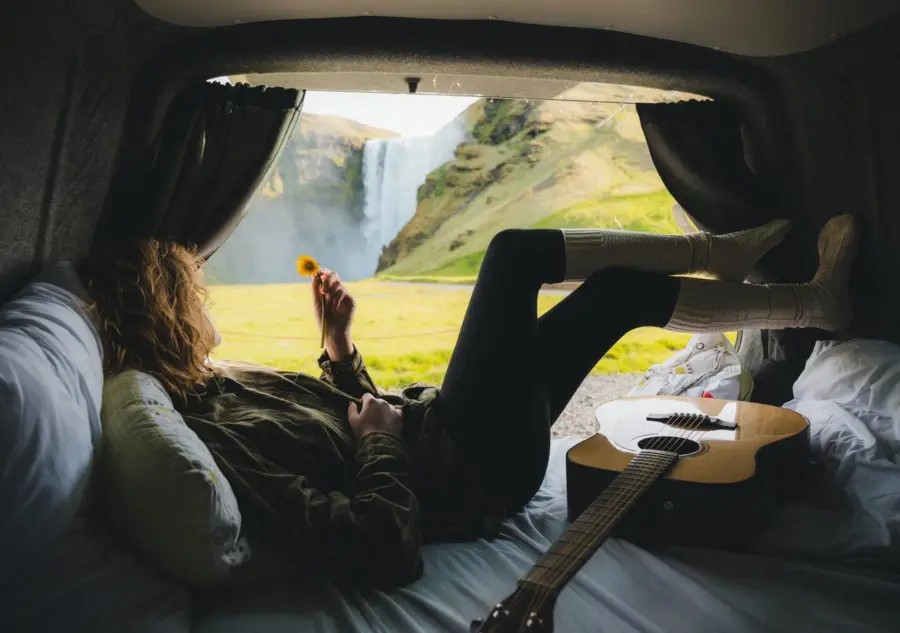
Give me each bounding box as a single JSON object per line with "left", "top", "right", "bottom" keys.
{"left": 204, "top": 415, "right": 422, "bottom": 588}
{"left": 312, "top": 270, "right": 379, "bottom": 397}
{"left": 318, "top": 347, "right": 379, "bottom": 398}
{"left": 277, "top": 433, "right": 421, "bottom": 587}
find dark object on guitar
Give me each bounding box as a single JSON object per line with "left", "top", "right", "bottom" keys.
{"left": 471, "top": 396, "right": 809, "bottom": 632}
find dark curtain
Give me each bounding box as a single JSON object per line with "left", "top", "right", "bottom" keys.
{"left": 101, "top": 81, "right": 303, "bottom": 257}
{"left": 637, "top": 100, "right": 817, "bottom": 405}
{"left": 637, "top": 100, "right": 781, "bottom": 233}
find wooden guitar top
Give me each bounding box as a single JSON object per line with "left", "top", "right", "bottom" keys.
{"left": 567, "top": 396, "right": 808, "bottom": 485}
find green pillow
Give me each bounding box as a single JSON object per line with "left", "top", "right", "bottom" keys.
{"left": 100, "top": 370, "right": 248, "bottom": 587}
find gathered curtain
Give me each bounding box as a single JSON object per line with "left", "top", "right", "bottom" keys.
{"left": 636, "top": 99, "right": 815, "bottom": 405}
{"left": 101, "top": 81, "right": 303, "bottom": 257}
{"left": 636, "top": 101, "right": 782, "bottom": 233}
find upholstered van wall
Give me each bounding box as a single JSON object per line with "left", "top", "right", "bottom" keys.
{"left": 0, "top": 0, "right": 172, "bottom": 301}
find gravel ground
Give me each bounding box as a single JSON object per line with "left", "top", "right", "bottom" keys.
{"left": 550, "top": 374, "right": 641, "bottom": 439}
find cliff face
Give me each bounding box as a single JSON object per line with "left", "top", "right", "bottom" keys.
{"left": 377, "top": 85, "right": 680, "bottom": 279}
{"left": 206, "top": 114, "right": 395, "bottom": 284}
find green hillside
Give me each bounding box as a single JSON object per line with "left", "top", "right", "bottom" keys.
{"left": 377, "top": 85, "right": 681, "bottom": 281}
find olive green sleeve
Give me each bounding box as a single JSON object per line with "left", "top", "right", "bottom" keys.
{"left": 318, "top": 347, "right": 379, "bottom": 398}
{"left": 212, "top": 428, "right": 423, "bottom": 588}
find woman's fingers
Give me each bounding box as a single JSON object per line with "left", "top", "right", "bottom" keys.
{"left": 325, "top": 273, "right": 342, "bottom": 298}
{"left": 320, "top": 272, "right": 350, "bottom": 309}
{"left": 333, "top": 288, "right": 347, "bottom": 312}
{"left": 314, "top": 272, "right": 333, "bottom": 299}
{"left": 349, "top": 395, "right": 373, "bottom": 419}
{"left": 358, "top": 393, "right": 374, "bottom": 414}
{"left": 319, "top": 268, "right": 334, "bottom": 285}
{"left": 313, "top": 270, "right": 354, "bottom": 322}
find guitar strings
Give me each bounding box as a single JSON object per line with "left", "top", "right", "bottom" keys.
{"left": 522, "top": 412, "right": 710, "bottom": 619}
{"left": 525, "top": 413, "right": 706, "bottom": 614}
{"left": 533, "top": 413, "right": 707, "bottom": 598}
{"left": 555, "top": 413, "right": 706, "bottom": 571}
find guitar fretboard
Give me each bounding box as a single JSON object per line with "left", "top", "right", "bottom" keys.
{"left": 522, "top": 449, "right": 678, "bottom": 593}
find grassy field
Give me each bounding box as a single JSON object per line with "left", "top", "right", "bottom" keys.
{"left": 207, "top": 279, "right": 694, "bottom": 389}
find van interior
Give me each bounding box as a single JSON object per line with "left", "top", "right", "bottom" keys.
{"left": 4, "top": 2, "right": 900, "bottom": 631}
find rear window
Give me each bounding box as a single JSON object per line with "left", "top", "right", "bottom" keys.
{"left": 206, "top": 83, "right": 704, "bottom": 393}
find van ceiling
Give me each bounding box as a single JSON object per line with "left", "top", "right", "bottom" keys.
{"left": 134, "top": 0, "right": 900, "bottom": 56}
{"left": 230, "top": 73, "right": 710, "bottom": 102}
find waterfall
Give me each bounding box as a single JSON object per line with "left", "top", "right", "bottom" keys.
{"left": 361, "top": 117, "right": 467, "bottom": 274}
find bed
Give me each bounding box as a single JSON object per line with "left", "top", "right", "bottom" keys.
{"left": 8, "top": 273, "right": 900, "bottom": 633}
{"left": 195, "top": 434, "right": 900, "bottom": 633}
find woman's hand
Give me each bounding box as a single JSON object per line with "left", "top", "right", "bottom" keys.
{"left": 312, "top": 269, "right": 356, "bottom": 361}
{"left": 348, "top": 394, "right": 404, "bottom": 439}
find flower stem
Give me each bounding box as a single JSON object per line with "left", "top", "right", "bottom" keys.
{"left": 320, "top": 294, "right": 326, "bottom": 349}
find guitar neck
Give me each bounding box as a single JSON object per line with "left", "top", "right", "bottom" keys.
{"left": 523, "top": 449, "right": 678, "bottom": 593}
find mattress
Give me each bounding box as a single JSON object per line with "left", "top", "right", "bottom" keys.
{"left": 195, "top": 437, "right": 900, "bottom": 633}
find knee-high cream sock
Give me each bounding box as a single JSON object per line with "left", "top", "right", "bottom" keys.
{"left": 665, "top": 214, "right": 858, "bottom": 333}
{"left": 562, "top": 219, "right": 791, "bottom": 282}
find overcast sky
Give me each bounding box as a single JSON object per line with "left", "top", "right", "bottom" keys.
{"left": 302, "top": 90, "right": 478, "bottom": 137}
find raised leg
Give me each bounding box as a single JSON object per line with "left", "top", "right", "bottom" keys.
{"left": 440, "top": 231, "right": 679, "bottom": 512}
{"left": 537, "top": 268, "right": 679, "bottom": 422}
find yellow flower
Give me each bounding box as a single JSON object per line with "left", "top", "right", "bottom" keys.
{"left": 296, "top": 255, "right": 320, "bottom": 278}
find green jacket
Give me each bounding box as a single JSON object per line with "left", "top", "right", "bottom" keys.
{"left": 179, "top": 350, "right": 501, "bottom": 588}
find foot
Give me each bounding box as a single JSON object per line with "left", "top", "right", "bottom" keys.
{"left": 806, "top": 213, "right": 859, "bottom": 331}
{"left": 692, "top": 218, "right": 792, "bottom": 281}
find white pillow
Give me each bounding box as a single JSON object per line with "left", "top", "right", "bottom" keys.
{"left": 787, "top": 339, "right": 900, "bottom": 470}
{"left": 0, "top": 262, "right": 191, "bottom": 632}
{"left": 777, "top": 339, "right": 900, "bottom": 554}
{"left": 0, "top": 264, "right": 103, "bottom": 579}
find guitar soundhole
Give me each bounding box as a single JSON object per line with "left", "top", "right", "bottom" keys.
{"left": 637, "top": 436, "right": 702, "bottom": 456}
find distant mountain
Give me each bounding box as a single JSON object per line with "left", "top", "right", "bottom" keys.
{"left": 377, "top": 85, "right": 680, "bottom": 280}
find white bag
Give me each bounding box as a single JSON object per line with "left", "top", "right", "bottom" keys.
{"left": 627, "top": 333, "right": 753, "bottom": 401}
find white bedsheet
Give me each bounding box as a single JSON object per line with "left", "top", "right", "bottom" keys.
{"left": 759, "top": 339, "right": 900, "bottom": 561}
{"left": 196, "top": 438, "right": 900, "bottom": 633}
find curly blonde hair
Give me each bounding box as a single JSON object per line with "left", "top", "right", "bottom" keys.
{"left": 80, "top": 238, "right": 217, "bottom": 401}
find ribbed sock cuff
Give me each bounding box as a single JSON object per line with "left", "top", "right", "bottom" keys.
{"left": 562, "top": 230, "right": 610, "bottom": 280}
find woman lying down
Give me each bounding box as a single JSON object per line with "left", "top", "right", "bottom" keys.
{"left": 79, "top": 215, "right": 857, "bottom": 588}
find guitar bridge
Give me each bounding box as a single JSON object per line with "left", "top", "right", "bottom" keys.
{"left": 646, "top": 412, "right": 737, "bottom": 429}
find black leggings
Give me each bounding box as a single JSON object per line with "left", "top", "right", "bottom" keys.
{"left": 440, "top": 229, "right": 680, "bottom": 512}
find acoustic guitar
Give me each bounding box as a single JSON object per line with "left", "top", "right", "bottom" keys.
{"left": 471, "top": 396, "right": 809, "bottom": 633}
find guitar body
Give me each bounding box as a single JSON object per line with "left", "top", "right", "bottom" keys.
{"left": 472, "top": 396, "right": 809, "bottom": 632}
{"left": 566, "top": 396, "right": 810, "bottom": 549}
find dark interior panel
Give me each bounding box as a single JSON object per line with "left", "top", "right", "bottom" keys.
{"left": 0, "top": 0, "right": 164, "bottom": 298}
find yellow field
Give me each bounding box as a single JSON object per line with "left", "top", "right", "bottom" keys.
{"left": 207, "top": 280, "right": 695, "bottom": 389}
